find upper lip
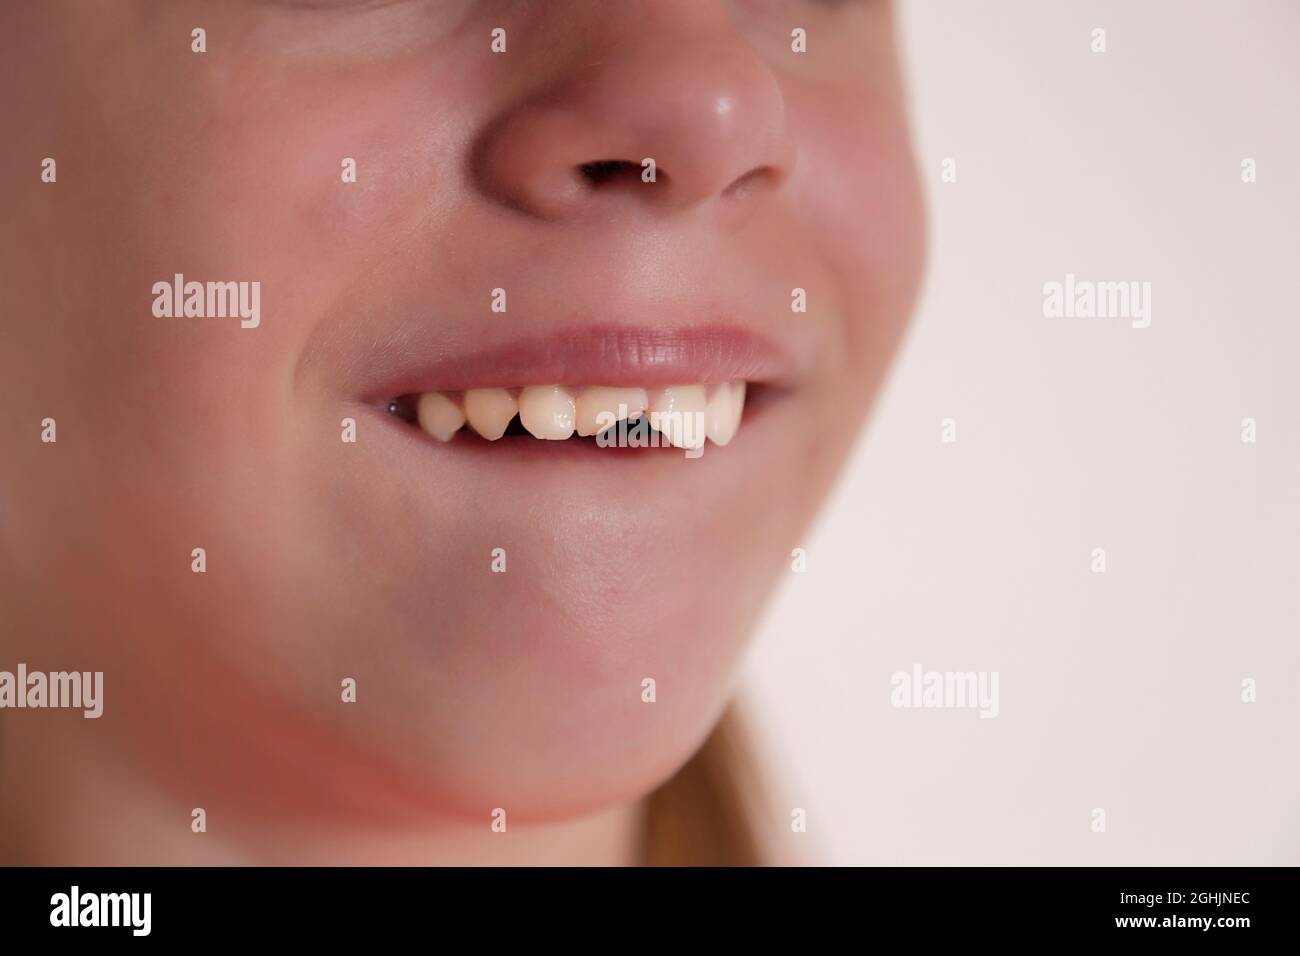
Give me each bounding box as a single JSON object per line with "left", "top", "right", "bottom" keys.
{"left": 339, "top": 321, "right": 802, "bottom": 402}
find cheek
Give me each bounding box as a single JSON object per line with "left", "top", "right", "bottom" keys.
{"left": 788, "top": 81, "right": 927, "bottom": 388}
{"left": 22, "top": 44, "right": 490, "bottom": 558}
{"left": 57, "top": 23, "right": 485, "bottom": 382}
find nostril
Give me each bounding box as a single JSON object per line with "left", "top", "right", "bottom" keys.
{"left": 578, "top": 159, "right": 659, "bottom": 189}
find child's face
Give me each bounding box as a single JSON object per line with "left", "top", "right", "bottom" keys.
{"left": 2, "top": 1, "right": 923, "bottom": 823}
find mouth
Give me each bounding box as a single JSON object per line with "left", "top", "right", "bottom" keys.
{"left": 386, "top": 381, "right": 748, "bottom": 451}
{"left": 346, "top": 323, "right": 796, "bottom": 458}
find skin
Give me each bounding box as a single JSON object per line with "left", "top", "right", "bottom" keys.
{"left": 0, "top": 0, "right": 924, "bottom": 864}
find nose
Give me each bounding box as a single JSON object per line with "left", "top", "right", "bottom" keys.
{"left": 474, "top": 24, "right": 793, "bottom": 220}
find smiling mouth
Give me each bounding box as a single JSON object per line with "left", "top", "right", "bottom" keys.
{"left": 386, "top": 381, "right": 748, "bottom": 450}
{"left": 329, "top": 322, "right": 796, "bottom": 457}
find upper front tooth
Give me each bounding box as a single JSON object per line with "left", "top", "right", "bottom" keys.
{"left": 464, "top": 388, "right": 518, "bottom": 441}
{"left": 576, "top": 387, "right": 648, "bottom": 437}
{"left": 518, "top": 385, "right": 576, "bottom": 440}
{"left": 648, "top": 385, "right": 707, "bottom": 450}
{"left": 417, "top": 392, "right": 465, "bottom": 442}
{"left": 705, "top": 381, "right": 745, "bottom": 446}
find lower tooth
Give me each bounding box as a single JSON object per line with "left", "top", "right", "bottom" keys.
{"left": 417, "top": 392, "right": 465, "bottom": 442}
{"left": 518, "top": 385, "right": 576, "bottom": 440}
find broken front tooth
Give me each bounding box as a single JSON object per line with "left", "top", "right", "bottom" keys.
{"left": 464, "top": 388, "right": 518, "bottom": 441}
{"left": 576, "top": 387, "right": 648, "bottom": 437}
{"left": 648, "top": 385, "right": 707, "bottom": 450}
{"left": 518, "top": 385, "right": 576, "bottom": 440}
{"left": 416, "top": 391, "right": 465, "bottom": 442}
{"left": 705, "top": 381, "right": 746, "bottom": 446}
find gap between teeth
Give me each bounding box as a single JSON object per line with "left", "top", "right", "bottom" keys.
{"left": 414, "top": 383, "right": 747, "bottom": 449}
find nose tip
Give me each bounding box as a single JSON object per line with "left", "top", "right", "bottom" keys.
{"left": 474, "top": 42, "right": 792, "bottom": 220}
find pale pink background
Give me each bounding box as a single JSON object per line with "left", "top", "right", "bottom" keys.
{"left": 744, "top": 0, "right": 1300, "bottom": 865}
